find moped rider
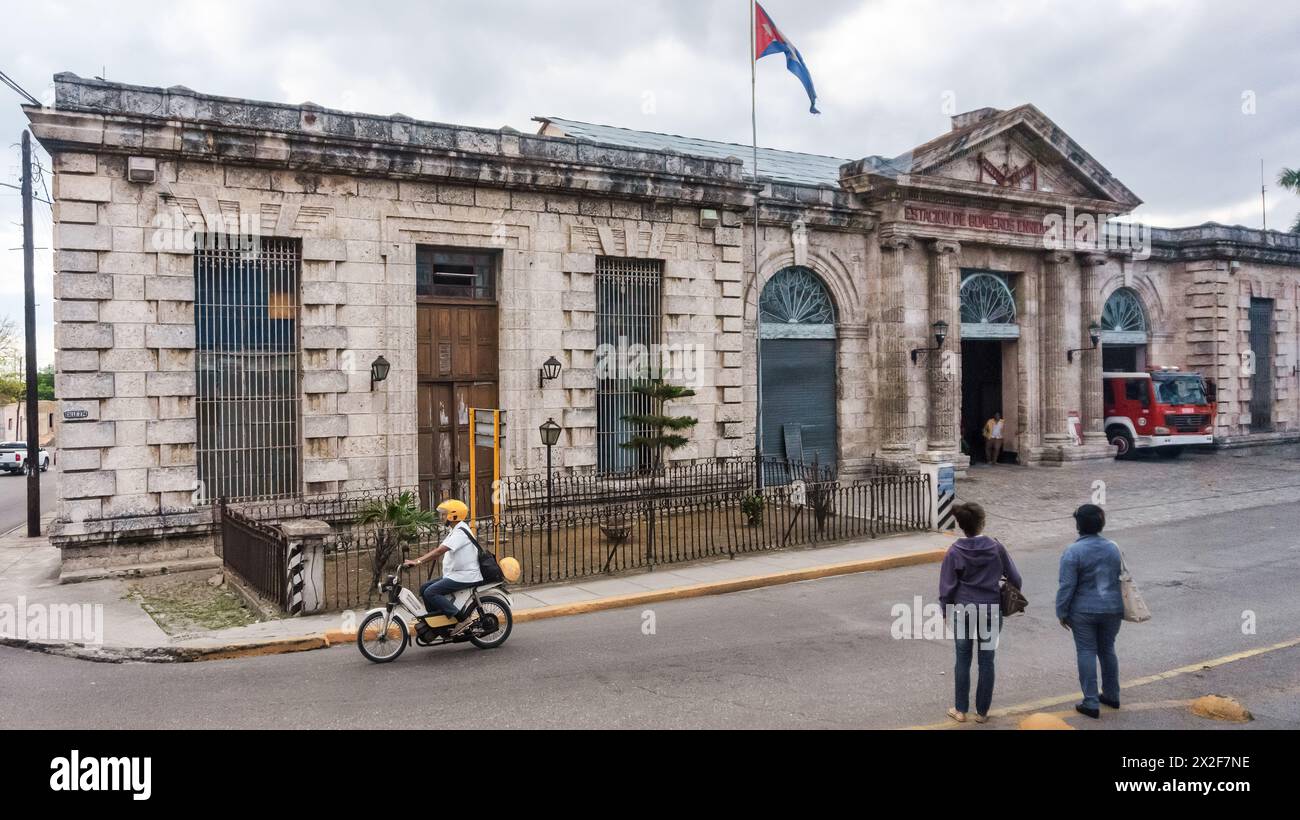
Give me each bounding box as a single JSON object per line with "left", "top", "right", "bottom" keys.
{"left": 403, "top": 499, "right": 482, "bottom": 635}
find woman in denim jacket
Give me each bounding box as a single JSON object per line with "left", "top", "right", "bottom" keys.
{"left": 1056, "top": 503, "right": 1125, "bottom": 719}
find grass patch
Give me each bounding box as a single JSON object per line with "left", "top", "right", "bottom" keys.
{"left": 126, "top": 572, "right": 263, "bottom": 636}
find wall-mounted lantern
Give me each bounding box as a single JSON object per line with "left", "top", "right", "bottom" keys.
{"left": 539, "top": 355, "right": 562, "bottom": 388}
{"left": 1068, "top": 322, "right": 1102, "bottom": 363}
{"left": 370, "top": 355, "right": 391, "bottom": 390}
{"left": 910, "top": 320, "right": 949, "bottom": 365}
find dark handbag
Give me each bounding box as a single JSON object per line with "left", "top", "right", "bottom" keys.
{"left": 464, "top": 529, "right": 505, "bottom": 584}
{"left": 999, "top": 578, "right": 1028, "bottom": 617}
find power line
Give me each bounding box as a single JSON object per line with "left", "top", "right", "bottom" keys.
{"left": 0, "top": 68, "right": 40, "bottom": 106}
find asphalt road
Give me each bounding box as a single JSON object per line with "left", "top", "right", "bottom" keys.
{"left": 0, "top": 463, "right": 56, "bottom": 534}
{"left": 2, "top": 500, "right": 1298, "bottom": 729}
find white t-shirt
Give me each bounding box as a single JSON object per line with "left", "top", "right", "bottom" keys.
{"left": 440, "top": 522, "right": 484, "bottom": 584}
{"left": 990, "top": 420, "right": 1004, "bottom": 438}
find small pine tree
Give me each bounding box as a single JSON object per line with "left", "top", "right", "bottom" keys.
{"left": 620, "top": 380, "right": 698, "bottom": 472}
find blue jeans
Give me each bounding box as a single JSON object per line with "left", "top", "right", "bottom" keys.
{"left": 952, "top": 606, "right": 1000, "bottom": 716}
{"left": 420, "top": 578, "right": 477, "bottom": 618}
{"left": 1070, "top": 611, "right": 1122, "bottom": 710}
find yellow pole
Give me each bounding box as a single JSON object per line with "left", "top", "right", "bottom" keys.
{"left": 468, "top": 408, "right": 477, "bottom": 522}
{"left": 492, "top": 409, "right": 501, "bottom": 555}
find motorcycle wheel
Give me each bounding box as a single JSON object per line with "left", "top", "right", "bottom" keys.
{"left": 469, "top": 595, "right": 513, "bottom": 649}
{"left": 357, "top": 611, "right": 408, "bottom": 663}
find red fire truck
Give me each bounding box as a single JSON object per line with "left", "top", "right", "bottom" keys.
{"left": 1103, "top": 367, "right": 1216, "bottom": 458}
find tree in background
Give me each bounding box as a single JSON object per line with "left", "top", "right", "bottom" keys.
{"left": 1280, "top": 168, "right": 1300, "bottom": 233}
{"left": 37, "top": 365, "right": 54, "bottom": 401}
{"left": 0, "top": 317, "right": 19, "bottom": 377}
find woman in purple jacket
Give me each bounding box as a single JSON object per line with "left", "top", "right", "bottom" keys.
{"left": 938, "top": 502, "right": 1022, "bottom": 723}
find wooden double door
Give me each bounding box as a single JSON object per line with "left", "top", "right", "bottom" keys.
{"left": 417, "top": 303, "right": 498, "bottom": 510}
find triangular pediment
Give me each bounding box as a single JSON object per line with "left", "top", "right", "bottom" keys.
{"left": 900, "top": 105, "right": 1142, "bottom": 209}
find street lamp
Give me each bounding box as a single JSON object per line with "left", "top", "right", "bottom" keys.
{"left": 538, "top": 355, "right": 562, "bottom": 388}
{"left": 369, "top": 355, "right": 391, "bottom": 390}
{"left": 1067, "top": 322, "right": 1102, "bottom": 363}
{"left": 539, "top": 417, "right": 562, "bottom": 554}
{"left": 910, "top": 320, "right": 949, "bottom": 364}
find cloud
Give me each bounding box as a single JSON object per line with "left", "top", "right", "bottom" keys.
{"left": 1, "top": 0, "right": 1297, "bottom": 363}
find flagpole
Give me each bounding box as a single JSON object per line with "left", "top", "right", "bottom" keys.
{"left": 750, "top": 0, "right": 765, "bottom": 490}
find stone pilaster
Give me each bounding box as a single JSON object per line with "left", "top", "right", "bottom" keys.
{"left": 922, "top": 240, "right": 960, "bottom": 461}
{"left": 1040, "top": 250, "right": 1074, "bottom": 446}
{"left": 879, "top": 235, "right": 915, "bottom": 459}
{"left": 1078, "top": 252, "right": 1108, "bottom": 442}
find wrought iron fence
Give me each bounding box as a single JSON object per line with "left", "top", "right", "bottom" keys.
{"left": 218, "top": 500, "right": 290, "bottom": 608}
{"left": 500, "top": 456, "right": 839, "bottom": 512}
{"left": 318, "top": 472, "right": 931, "bottom": 597}
{"left": 217, "top": 458, "right": 932, "bottom": 612}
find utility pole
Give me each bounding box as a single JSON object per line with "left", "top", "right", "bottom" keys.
{"left": 22, "top": 130, "right": 40, "bottom": 536}
{"left": 1261, "top": 159, "right": 1268, "bottom": 232}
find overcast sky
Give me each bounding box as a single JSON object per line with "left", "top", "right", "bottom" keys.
{"left": 3, "top": 0, "right": 1298, "bottom": 364}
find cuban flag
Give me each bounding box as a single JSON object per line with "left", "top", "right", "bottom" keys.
{"left": 755, "top": 3, "right": 819, "bottom": 114}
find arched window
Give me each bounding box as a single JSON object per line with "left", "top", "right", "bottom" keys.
{"left": 760, "top": 266, "right": 836, "bottom": 339}
{"left": 1101, "top": 287, "right": 1148, "bottom": 339}
{"left": 959, "top": 271, "right": 1018, "bottom": 338}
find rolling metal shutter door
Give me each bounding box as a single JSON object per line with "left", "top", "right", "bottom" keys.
{"left": 761, "top": 338, "right": 837, "bottom": 470}
{"left": 1249, "top": 298, "right": 1273, "bottom": 431}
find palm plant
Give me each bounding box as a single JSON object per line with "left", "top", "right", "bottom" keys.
{"left": 1279, "top": 168, "right": 1300, "bottom": 233}
{"left": 356, "top": 491, "right": 439, "bottom": 598}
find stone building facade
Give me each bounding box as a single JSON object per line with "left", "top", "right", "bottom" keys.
{"left": 26, "top": 74, "right": 1300, "bottom": 573}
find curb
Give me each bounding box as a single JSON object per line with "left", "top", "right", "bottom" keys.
{"left": 1, "top": 546, "right": 947, "bottom": 663}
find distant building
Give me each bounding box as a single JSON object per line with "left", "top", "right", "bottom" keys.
{"left": 27, "top": 73, "right": 1300, "bottom": 573}
{"left": 0, "top": 400, "right": 57, "bottom": 445}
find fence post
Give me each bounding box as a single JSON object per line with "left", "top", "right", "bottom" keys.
{"left": 278, "top": 519, "right": 331, "bottom": 615}
{"left": 918, "top": 463, "right": 957, "bottom": 533}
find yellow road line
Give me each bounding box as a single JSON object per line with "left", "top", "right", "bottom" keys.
{"left": 902, "top": 634, "right": 1300, "bottom": 729}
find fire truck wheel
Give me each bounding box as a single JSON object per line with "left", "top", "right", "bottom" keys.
{"left": 1107, "top": 427, "right": 1134, "bottom": 459}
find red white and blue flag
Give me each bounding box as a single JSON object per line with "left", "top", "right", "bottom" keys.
{"left": 754, "top": 2, "right": 819, "bottom": 114}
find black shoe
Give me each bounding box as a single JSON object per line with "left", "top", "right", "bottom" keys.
{"left": 1100, "top": 696, "right": 1120, "bottom": 709}
{"left": 1075, "top": 704, "right": 1100, "bottom": 719}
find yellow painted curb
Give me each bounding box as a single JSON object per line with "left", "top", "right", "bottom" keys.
{"left": 1018, "top": 712, "right": 1074, "bottom": 730}
{"left": 183, "top": 635, "right": 330, "bottom": 662}
{"left": 512, "top": 548, "right": 948, "bottom": 624}
{"left": 299, "top": 548, "right": 948, "bottom": 647}
{"left": 1189, "top": 694, "right": 1253, "bottom": 722}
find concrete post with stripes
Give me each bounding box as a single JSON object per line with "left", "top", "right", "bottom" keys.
{"left": 278, "top": 519, "right": 331, "bottom": 616}
{"left": 921, "top": 462, "right": 958, "bottom": 534}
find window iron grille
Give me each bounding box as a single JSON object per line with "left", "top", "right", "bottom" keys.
{"left": 195, "top": 237, "right": 302, "bottom": 502}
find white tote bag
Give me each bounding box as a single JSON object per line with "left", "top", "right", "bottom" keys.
{"left": 1118, "top": 550, "right": 1151, "bottom": 623}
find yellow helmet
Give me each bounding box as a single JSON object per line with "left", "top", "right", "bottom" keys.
{"left": 499, "top": 556, "right": 522, "bottom": 583}
{"left": 436, "top": 499, "right": 469, "bottom": 523}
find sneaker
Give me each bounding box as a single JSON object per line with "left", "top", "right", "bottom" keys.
{"left": 973, "top": 714, "right": 989, "bottom": 724}
{"left": 1075, "top": 704, "right": 1100, "bottom": 719}
{"left": 1100, "top": 696, "right": 1121, "bottom": 709}
{"left": 449, "top": 616, "right": 478, "bottom": 637}
{"left": 946, "top": 707, "right": 967, "bottom": 723}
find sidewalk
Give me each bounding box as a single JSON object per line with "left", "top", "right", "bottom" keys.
{"left": 0, "top": 522, "right": 950, "bottom": 663}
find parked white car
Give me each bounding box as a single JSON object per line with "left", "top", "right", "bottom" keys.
{"left": 0, "top": 441, "right": 50, "bottom": 474}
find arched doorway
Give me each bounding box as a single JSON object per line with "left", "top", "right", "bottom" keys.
{"left": 759, "top": 267, "right": 837, "bottom": 473}
{"left": 1100, "top": 287, "right": 1148, "bottom": 371}
{"left": 959, "top": 270, "right": 1020, "bottom": 463}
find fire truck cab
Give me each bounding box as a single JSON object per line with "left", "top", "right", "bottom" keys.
{"left": 1103, "top": 367, "right": 1216, "bottom": 458}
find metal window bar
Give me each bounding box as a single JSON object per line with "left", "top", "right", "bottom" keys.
{"left": 195, "top": 237, "right": 302, "bottom": 502}
{"left": 595, "top": 256, "right": 662, "bottom": 473}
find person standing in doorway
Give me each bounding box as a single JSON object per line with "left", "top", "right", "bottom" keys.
{"left": 1056, "top": 504, "right": 1125, "bottom": 720}
{"left": 983, "top": 412, "right": 1004, "bottom": 465}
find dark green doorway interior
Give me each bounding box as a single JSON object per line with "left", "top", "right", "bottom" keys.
{"left": 961, "top": 339, "right": 1006, "bottom": 463}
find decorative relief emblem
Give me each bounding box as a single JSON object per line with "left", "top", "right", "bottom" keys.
{"left": 975, "top": 145, "right": 1037, "bottom": 191}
